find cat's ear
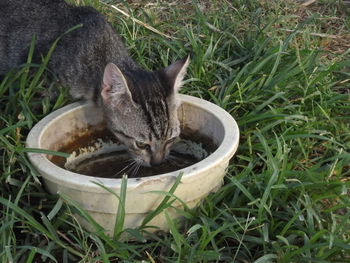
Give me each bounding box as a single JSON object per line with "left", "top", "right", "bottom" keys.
{"left": 101, "top": 63, "right": 132, "bottom": 102}
{"left": 164, "top": 56, "right": 190, "bottom": 95}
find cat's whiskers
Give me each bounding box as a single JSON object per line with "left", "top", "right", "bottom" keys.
{"left": 127, "top": 160, "right": 142, "bottom": 176}
{"left": 129, "top": 159, "right": 143, "bottom": 177}
{"left": 130, "top": 162, "right": 142, "bottom": 178}
{"left": 113, "top": 159, "right": 136, "bottom": 178}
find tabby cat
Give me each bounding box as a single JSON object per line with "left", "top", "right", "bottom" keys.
{"left": 0, "top": 0, "right": 189, "bottom": 166}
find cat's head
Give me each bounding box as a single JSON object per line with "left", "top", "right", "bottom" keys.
{"left": 101, "top": 57, "right": 189, "bottom": 166}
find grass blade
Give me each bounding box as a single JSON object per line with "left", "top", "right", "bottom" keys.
{"left": 114, "top": 174, "right": 127, "bottom": 240}
{"left": 141, "top": 172, "right": 184, "bottom": 228}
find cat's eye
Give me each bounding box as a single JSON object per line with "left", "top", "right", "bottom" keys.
{"left": 135, "top": 141, "right": 150, "bottom": 150}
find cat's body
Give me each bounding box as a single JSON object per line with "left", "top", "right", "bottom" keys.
{"left": 0, "top": 0, "right": 189, "bottom": 166}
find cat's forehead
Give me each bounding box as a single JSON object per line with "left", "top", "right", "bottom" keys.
{"left": 118, "top": 68, "right": 180, "bottom": 141}
{"left": 126, "top": 69, "right": 171, "bottom": 100}
{"left": 141, "top": 98, "right": 171, "bottom": 140}
{"left": 125, "top": 72, "right": 171, "bottom": 138}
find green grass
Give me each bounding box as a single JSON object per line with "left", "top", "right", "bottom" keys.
{"left": 1, "top": 0, "right": 350, "bottom": 262}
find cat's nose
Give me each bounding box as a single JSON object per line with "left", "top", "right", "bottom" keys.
{"left": 150, "top": 152, "right": 164, "bottom": 166}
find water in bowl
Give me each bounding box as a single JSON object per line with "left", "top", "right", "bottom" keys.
{"left": 51, "top": 128, "right": 216, "bottom": 178}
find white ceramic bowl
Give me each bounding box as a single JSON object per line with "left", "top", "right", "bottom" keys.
{"left": 26, "top": 95, "right": 239, "bottom": 235}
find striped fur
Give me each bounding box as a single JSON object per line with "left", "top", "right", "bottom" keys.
{"left": 101, "top": 58, "right": 189, "bottom": 166}
{"left": 0, "top": 0, "right": 189, "bottom": 166}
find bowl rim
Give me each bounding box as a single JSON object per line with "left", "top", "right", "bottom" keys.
{"left": 26, "top": 94, "right": 239, "bottom": 191}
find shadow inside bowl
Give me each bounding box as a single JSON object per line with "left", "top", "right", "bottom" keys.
{"left": 50, "top": 126, "right": 218, "bottom": 178}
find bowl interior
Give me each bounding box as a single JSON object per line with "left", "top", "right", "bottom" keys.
{"left": 39, "top": 101, "right": 225, "bottom": 177}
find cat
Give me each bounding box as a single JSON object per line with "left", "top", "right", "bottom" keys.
{"left": 0, "top": 0, "right": 189, "bottom": 166}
